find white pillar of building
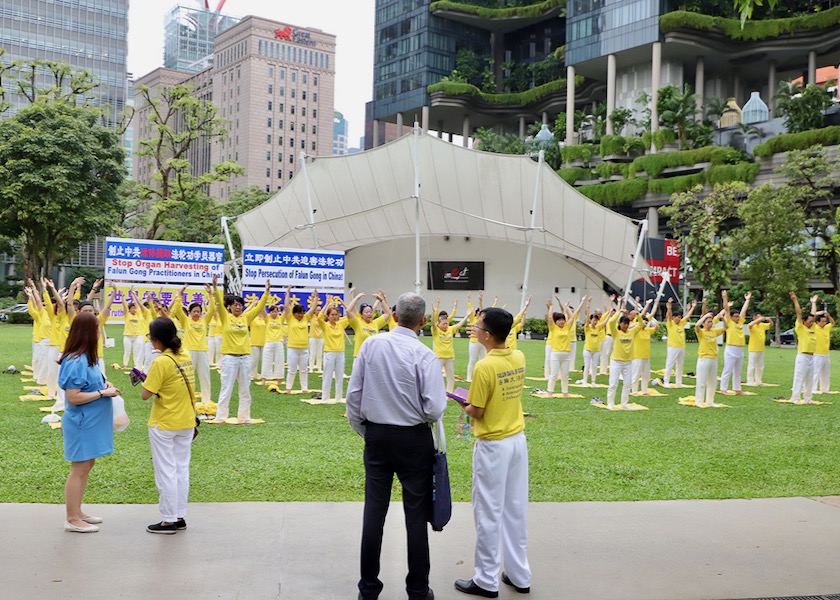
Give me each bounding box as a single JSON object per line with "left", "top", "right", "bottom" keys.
{"left": 421, "top": 106, "right": 430, "bottom": 133}
{"left": 808, "top": 51, "right": 817, "bottom": 85}
{"left": 462, "top": 115, "right": 470, "bottom": 147}
{"left": 542, "top": 111, "right": 548, "bottom": 125}
{"left": 651, "top": 42, "right": 662, "bottom": 136}
{"left": 372, "top": 120, "right": 380, "bottom": 148}
{"left": 606, "top": 53, "right": 616, "bottom": 136}
{"left": 768, "top": 61, "right": 777, "bottom": 117}
{"left": 519, "top": 116, "right": 526, "bottom": 139}
{"left": 396, "top": 112, "right": 403, "bottom": 130}
{"left": 694, "top": 56, "right": 705, "bottom": 120}
{"left": 566, "top": 65, "right": 576, "bottom": 146}
{"left": 647, "top": 207, "right": 659, "bottom": 238}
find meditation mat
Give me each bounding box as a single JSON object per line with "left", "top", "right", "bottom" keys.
{"left": 20, "top": 378, "right": 35, "bottom": 383}
{"left": 813, "top": 390, "right": 840, "bottom": 395}
{"left": 39, "top": 406, "right": 64, "bottom": 412}
{"left": 22, "top": 385, "right": 47, "bottom": 393}
{"left": 111, "top": 364, "right": 123, "bottom": 370}
{"left": 663, "top": 383, "right": 693, "bottom": 388}
{"left": 526, "top": 376, "right": 548, "bottom": 381}
{"left": 48, "top": 422, "right": 62, "bottom": 429}
{"left": 631, "top": 388, "right": 668, "bottom": 397}
{"left": 773, "top": 399, "right": 832, "bottom": 405}
{"left": 593, "top": 402, "right": 648, "bottom": 411}
{"left": 20, "top": 394, "right": 51, "bottom": 401}
{"left": 678, "top": 397, "right": 731, "bottom": 408}
{"left": 204, "top": 418, "right": 267, "bottom": 424}
{"left": 717, "top": 390, "right": 757, "bottom": 396}
{"left": 530, "top": 392, "right": 585, "bottom": 399}
{"left": 195, "top": 402, "right": 217, "bottom": 416}
{"left": 21, "top": 371, "right": 33, "bottom": 377}
{"left": 742, "top": 383, "right": 780, "bottom": 387}
{"left": 300, "top": 397, "right": 346, "bottom": 405}
{"left": 24, "top": 364, "right": 32, "bottom": 370}
{"left": 570, "top": 383, "right": 607, "bottom": 388}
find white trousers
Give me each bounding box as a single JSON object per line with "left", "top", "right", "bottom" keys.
{"left": 631, "top": 358, "right": 651, "bottom": 393}
{"left": 791, "top": 353, "right": 815, "bottom": 402}
{"left": 250, "top": 346, "right": 263, "bottom": 379}
{"left": 694, "top": 357, "right": 719, "bottom": 406}
{"left": 308, "top": 337, "right": 324, "bottom": 371}
{"left": 34, "top": 338, "right": 50, "bottom": 384}
{"left": 217, "top": 354, "right": 253, "bottom": 421}
{"left": 472, "top": 432, "right": 530, "bottom": 593}
{"left": 813, "top": 354, "right": 831, "bottom": 392}
{"left": 467, "top": 341, "right": 486, "bottom": 382}
{"left": 286, "top": 347, "right": 309, "bottom": 391}
{"left": 547, "top": 351, "right": 570, "bottom": 394}
{"left": 543, "top": 343, "right": 551, "bottom": 378}
{"left": 322, "top": 351, "right": 345, "bottom": 401}
{"left": 46, "top": 346, "right": 60, "bottom": 399}
{"left": 189, "top": 350, "right": 211, "bottom": 400}
{"left": 122, "top": 335, "right": 142, "bottom": 368}
{"left": 746, "top": 351, "right": 765, "bottom": 385}
{"left": 607, "top": 359, "right": 633, "bottom": 407}
{"left": 143, "top": 341, "right": 155, "bottom": 373}
{"left": 148, "top": 425, "right": 192, "bottom": 522}
{"left": 599, "top": 337, "right": 613, "bottom": 374}
{"left": 570, "top": 340, "right": 578, "bottom": 371}
{"left": 582, "top": 349, "right": 599, "bottom": 385}
{"left": 719, "top": 345, "right": 744, "bottom": 392}
{"left": 98, "top": 358, "right": 105, "bottom": 377}
{"left": 261, "top": 341, "right": 285, "bottom": 380}
{"left": 208, "top": 336, "right": 223, "bottom": 366}
{"left": 664, "top": 347, "right": 686, "bottom": 386}
{"left": 439, "top": 357, "right": 455, "bottom": 393}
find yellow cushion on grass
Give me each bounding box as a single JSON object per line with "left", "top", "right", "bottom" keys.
{"left": 718, "top": 390, "right": 757, "bottom": 396}
{"left": 593, "top": 403, "right": 648, "bottom": 410}
{"left": 631, "top": 389, "right": 668, "bottom": 397}
{"left": 20, "top": 394, "right": 50, "bottom": 401}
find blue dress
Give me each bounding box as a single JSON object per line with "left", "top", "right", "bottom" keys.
{"left": 59, "top": 354, "right": 114, "bottom": 462}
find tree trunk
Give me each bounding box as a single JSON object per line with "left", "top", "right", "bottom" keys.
{"left": 774, "top": 308, "right": 781, "bottom": 346}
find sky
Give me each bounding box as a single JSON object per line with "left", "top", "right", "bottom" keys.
{"left": 128, "top": 0, "right": 375, "bottom": 146}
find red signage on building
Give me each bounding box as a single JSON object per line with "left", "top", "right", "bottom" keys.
{"left": 646, "top": 238, "right": 681, "bottom": 283}
{"left": 274, "top": 26, "right": 292, "bottom": 40}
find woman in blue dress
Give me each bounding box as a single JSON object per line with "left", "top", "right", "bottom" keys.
{"left": 59, "top": 312, "right": 121, "bottom": 533}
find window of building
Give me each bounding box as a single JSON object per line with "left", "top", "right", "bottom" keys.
{"left": 303, "top": 74, "right": 307, "bottom": 84}
{"left": 291, "top": 106, "right": 296, "bottom": 115}
{"left": 269, "top": 67, "right": 274, "bottom": 78}
{"left": 290, "top": 154, "right": 294, "bottom": 163}
{"left": 279, "top": 136, "right": 284, "bottom": 145}
{"left": 267, "top": 151, "right": 271, "bottom": 161}
{"left": 267, "top": 117, "right": 272, "bottom": 128}
{"left": 281, "top": 69, "right": 285, "bottom": 79}
{"left": 314, "top": 76, "right": 318, "bottom": 86}
{"left": 313, "top": 109, "right": 317, "bottom": 118}
{"left": 290, "top": 122, "right": 295, "bottom": 131}
{"left": 292, "top": 71, "right": 296, "bottom": 83}
{"left": 301, "top": 140, "right": 305, "bottom": 149}
{"left": 312, "top": 142, "right": 316, "bottom": 151}
{"left": 313, "top": 93, "right": 318, "bottom": 102}
{"left": 291, "top": 89, "right": 296, "bottom": 99}
{"left": 266, "top": 168, "right": 270, "bottom": 177}
{"left": 280, "top": 87, "right": 285, "bottom": 97}
{"left": 267, "top": 134, "right": 272, "bottom": 144}
{"left": 301, "top": 107, "right": 306, "bottom": 117}
{"left": 279, "top": 120, "right": 284, "bottom": 129}
{"left": 312, "top": 125, "right": 317, "bottom": 135}
{"left": 279, "top": 103, "right": 284, "bottom": 113}
{"left": 268, "top": 101, "right": 272, "bottom": 111}
{"left": 266, "top": 184, "right": 270, "bottom": 192}
{"left": 290, "top": 138, "right": 295, "bottom": 147}
{"left": 268, "top": 84, "right": 273, "bottom": 94}
{"left": 302, "top": 91, "right": 307, "bottom": 101}
{"left": 278, "top": 169, "right": 283, "bottom": 178}
{"left": 289, "top": 171, "right": 294, "bottom": 179}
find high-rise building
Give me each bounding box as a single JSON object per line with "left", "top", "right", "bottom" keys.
{"left": 0, "top": 0, "right": 129, "bottom": 127}
{"left": 164, "top": 4, "right": 241, "bottom": 73}
{"left": 333, "top": 110, "right": 349, "bottom": 155}
{"left": 134, "top": 15, "right": 336, "bottom": 197}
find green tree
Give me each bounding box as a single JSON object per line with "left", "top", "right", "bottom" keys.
{"left": 0, "top": 99, "right": 125, "bottom": 278}
{"left": 731, "top": 184, "right": 812, "bottom": 344}
{"left": 135, "top": 83, "right": 244, "bottom": 240}
{"left": 775, "top": 146, "right": 840, "bottom": 291}
{"left": 774, "top": 81, "right": 833, "bottom": 133}
{"left": 661, "top": 182, "right": 744, "bottom": 300}
{"left": 454, "top": 48, "right": 481, "bottom": 86}
{"left": 658, "top": 84, "right": 699, "bottom": 149}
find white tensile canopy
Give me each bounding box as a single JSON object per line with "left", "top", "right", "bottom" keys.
{"left": 235, "top": 133, "right": 641, "bottom": 290}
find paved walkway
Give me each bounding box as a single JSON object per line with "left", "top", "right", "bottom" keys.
{"left": 2, "top": 497, "right": 839, "bottom": 600}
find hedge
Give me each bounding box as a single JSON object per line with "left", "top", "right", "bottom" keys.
{"left": 594, "top": 161, "right": 629, "bottom": 179}
{"left": 632, "top": 146, "right": 740, "bottom": 177}
{"left": 557, "top": 167, "right": 591, "bottom": 184}
{"left": 428, "top": 76, "right": 585, "bottom": 106}
{"left": 652, "top": 128, "right": 676, "bottom": 150}
{"left": 561, "top": 143, "right": 599, "bottom": 164}
{"left": 648, "top": 172, "right": 706, "bottom": 195}
{"left": 578, "top": 178, "right": 649, "bottom": 207}
{"left": 524, "top": 317, "right": 548, "bottom": 336}
{"left": 706, "top": 162, "right": 760, "bottom": 184}
{"left": 659, "top": 7, "right": 840, "bottom": 41}
{"left": 6, "top": 312, "right": 33, "bottom": 325}
{"left": 752, "top": 126, "right": 840, "bottom": 158}
{"left": 430, "top": 0, "right": 564, "bottom": 19}
{"left": 600, "top": 135, "right": 625, "bottom": 156}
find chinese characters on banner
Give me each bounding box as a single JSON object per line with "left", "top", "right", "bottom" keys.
{"left": 105, "top": 237, "right": 225, "bottom": 283}
{"left": 241, "top": 289, "right": 345, "bottom": 314}
{"left": 241, "top": 247, "right": 345, "bottom": 289}
{"left": 103, "top": 284, "right": 211, "bottom": 324}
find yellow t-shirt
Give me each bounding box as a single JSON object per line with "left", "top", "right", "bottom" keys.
{"left": 666, "top": 318, "right": 689, "bottom": 348}
{"left": 433, "top": 324, "right": 458, "bottom": 359}
{"left": 583, "top": 323, "right": 603, "bottom": 352}
{"left": 468, "top": 303, "right": 479, "bottom": 343}
{"left": 795, "top": 321, "right": 818, "bottom": 354}
{"left": 467, "top": 348, "right": 526, "bottom": 441}
{"left": 748, "top": 322, "right": 772, "bottom": 352}
{"left": 548, "top": 320, "right": 575, "bottom": 352}
{"left": 171, "top": 296, "right": 215, "bottom": 352}
{"left": 287, "top": 314, "right": 312, "bottom": 349}
{"left": 143, "top": 349, "right": 196, "bottom": 430}
{"left": 309, "top": 316, "right": 324, "bottom": 339}
{"left": 209, "top": 314, "right": 223, "bottom": 337}
{"left": 505, "top": 322, "right": 523, "bottom": 351}
{"left": 320, "top": 314, "right": 350, "bottom": 352}
{"left": 724, "top": 320, "right": 746, "bottom": 346}
{"left": 609, "top": 316, "right": 642, "bottom": 361}
{"left": 215, "top": 289, "right": 269, "bottom": 355}
{"left": 633, "top": 323, "right": 657, "bottom": 360}
{"left": 351, "top": 314, "right": 387, "bottom": 357}
{"left": 122, "top": 300, "right": 145, "bottom": 337}
{"left": 47, "top": 307, "right": 61, "bottom": 347}
{"left": 814, "top": 323, "right": 833, "bottom": 355}
{"left": 696, "top": 324, "right": 725, "bottom": 358}
{"left": 387, "top": 315, "right": 398, "bottom": 331}
{"left": 250, "top": 317, "right": 267, "bottom": 347}
{"left": 265, "top": 315, "right": 285, "bottom": 343}
{"left": 28, "top": 302, "right": 43, "bottom": 343}
{"left": 55, "top": 313, "right": 70, "bottom": 352}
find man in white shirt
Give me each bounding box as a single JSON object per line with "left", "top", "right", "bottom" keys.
{"left": 347, "top": 292, "right": 447, "bottom": 600}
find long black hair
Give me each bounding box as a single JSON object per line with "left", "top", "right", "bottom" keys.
{"left": 149, "top": 317, "right": 182, "bottom": 353}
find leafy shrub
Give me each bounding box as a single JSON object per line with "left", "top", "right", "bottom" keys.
{"left": 641, "top": 131, "right": 652, "bottom": 150}
{"left": 706, "top": 162, "right": 760, "bottom": 184}
{"left": 599, "top": 135, "right": 626, "bottom": 156}
{"left": 524, "top": 317, "right": 548, "bottom": 336}
{"left": 753, "top": 126, "right": 840, "bottom": 158}
{"left": 557, "top": 167, "right": 591, "bottom": 184}
{"left": 430, "top": 0, "right": 565, "bottom": 19}
{"left": 830, "top": 326, "right": 840, "bottom": 351}
{"left": 428, "top": 77, "right": 583, "bottom": 106}
{"left": 632, "top": 146, "right": 736, "bottom": 177}
{"left": 594, "top": 162, "right": 628, "bottom": 179}
{"left": 7, "top": 312, "right": 33, "bottom": 325}
{"left": 578, "top": 178, "right": 649, "bottom": 207}
{"left": 625, "top": 137, "right": 647, "bottom": 155}
{"left": 652, "top": 128, "right": 676, "bottom": 150}
{"left": 659, "top": 7, "right": 840, "bottom": 41}
{"left": 561, "top": 143, "right": 599, "bottom": 164}
{"left": 648, "top": 172, "right": 706, "bottom": 195}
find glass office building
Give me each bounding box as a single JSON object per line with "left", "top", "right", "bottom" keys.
{"left": 372, "top": 0, "right": 488, "bottom": 122}
{"left": 164, "top": 5, "right": 240, "bottom": 73}
{"left": 566, "top": 0, "right": 664, "bottom": 65}
{"left": 0, "top": 0, "right": 129, "bottom": 127}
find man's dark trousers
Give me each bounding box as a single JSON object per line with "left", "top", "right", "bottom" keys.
{"left": 359, "top": 422, "right": 434, "bottom": 600}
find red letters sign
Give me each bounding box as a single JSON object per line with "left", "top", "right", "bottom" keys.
{"left": 274, "top": 26, "right": 292, "bottom": 40}
{"left": 646, "top": 239, "right": 681, "bottom": 283}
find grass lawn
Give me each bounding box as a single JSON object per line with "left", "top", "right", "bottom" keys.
{"left": 0, "top": 324, "right": 838, "bottom": 504}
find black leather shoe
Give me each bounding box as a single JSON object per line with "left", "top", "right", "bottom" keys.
{"left": 409, "top": 588, "right": 434, "bottom": 600}
{"left": 454, "top": 579, "right": 498, "bottom": 598}
{"left": 501, "top": 572, "right": 530, "bottom": 594}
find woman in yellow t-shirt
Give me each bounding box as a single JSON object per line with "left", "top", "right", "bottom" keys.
{"left": 282, "top": 286, "right": 320, "bottom": 393}
{"left": 120, "top": 287, "right": 145, "bottom": 370}
{"left": 606, "top": 302, "right": 644, "bottom": 409}
{"left": 466, "top": 290, "right": 486, "bottom": 382}
{"left": 208, "top": 314, "right": 223, "bottom": 368}
{"left": 432, "top": 296, "right": 469, "bottom": 393}
{"left": 546, "top": 297, "right": 585, "bottom": 396}
{"left": 746, "top": 312, "right": 774, "bottom": 385}
{"left": 582, "top": 297, "right": 605, "bottom": 387}
{"left": 261, "top": 304, "right": 286, "bottom": 385}
{"left": 249, "top": 308, "right": 267, "bottom": 380}
{"left": 694, "top": 310, "right": 726, "bottom": 407}
{"left": 308, "top": 298, "right": 325, "bottom": 373}
{"left": 631, "top": 299, "right": 658, "bottom": 395}
{"left": 505, "top": 297, "right": 530, "bottom": 352}
{"left": 141, "top": 317, "right": 196, "bottom": 535}
{"left": 347, "top": 288, "right": 391, "bottom": 358}
{"left": 317, "top": 297, "right": 351, "bottom": 402}
{"left": 171, "top": 282, "right": 215, "bottom": 402}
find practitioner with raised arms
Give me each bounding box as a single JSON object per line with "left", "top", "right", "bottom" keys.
{"left": 282, "top": 285, "right": 320, "bottom": 394}
{"left": 171, "top": 279, "right": 216, "bottom": 402}
{"left": 605, "top": 298, "right": 644, "bottom": 409}
{"left": 545, "top": 296, "right": 585, "bottom": 397}
{"left": 431, "top": 296, "right": 469, "bottom": 393}
{"left": 662, "top": 298, "right": 697, "bottom": 388}
{"left": 789, "top": 292, "right": 818, "bottom": 404}
{"left": 719, "top": 290, "right": 752, "bottom": 395}
{"left": 694, "top": 308, "right": 727, "bottom": 407}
